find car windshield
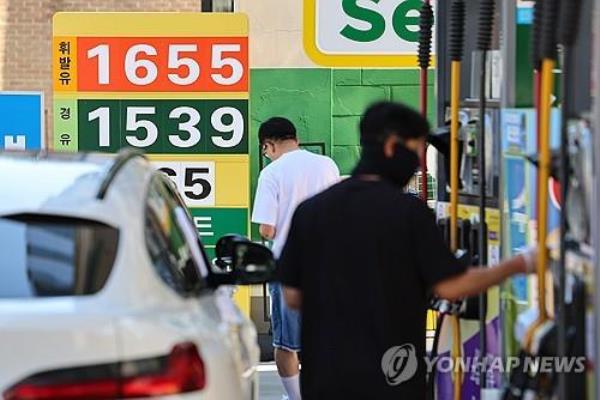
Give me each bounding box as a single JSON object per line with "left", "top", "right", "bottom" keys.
{"left": 0, "top": 215, "right": 119, "bottom": 298}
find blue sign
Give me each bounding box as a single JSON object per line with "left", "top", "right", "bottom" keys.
{"left": 0, "top": 92, "right": 44, "bottom": 151}
{"left": 505, "top": 156, "right": 529, "bottom": 301}
{"left": 517, "top": 8, "right": 533, "bottom": 25}
{"left": 501, "top": 108, "right": 562, "bottom": 303}
{"left": 502, "top": 109, "right": 529, "bottom": 153}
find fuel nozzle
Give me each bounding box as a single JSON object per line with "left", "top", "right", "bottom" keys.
{"left": 430, "top": 219, "right": 487, "bottom": 320}
{"left": 526, "top": 151, "right": 562, "bottom": 181}
{"left": 428, "top": 125, "right": 465, "bottom": 192}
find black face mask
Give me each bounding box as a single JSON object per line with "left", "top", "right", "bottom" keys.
{"left": 352, "top": 143, "right": 420, "bottom": 188}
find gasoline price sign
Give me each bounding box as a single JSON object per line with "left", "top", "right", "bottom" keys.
{"left": 52, "top": 13, "right": 250, "bottom": 256}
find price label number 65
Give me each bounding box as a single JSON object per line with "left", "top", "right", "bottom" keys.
{"left": 153, "top": 161, "right": 215, "bottom": 207}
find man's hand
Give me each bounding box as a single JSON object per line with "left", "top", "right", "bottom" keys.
{"left": 259, "top": 224, "right": 276, "bottom": 241}
{"left": 432, "top": 252, "right": 537, "bottom": 301}
{"left": 519, "top": 246, "right": 539, "bottom": 274}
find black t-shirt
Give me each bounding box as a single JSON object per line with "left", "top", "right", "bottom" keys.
{"left": 278, "top": 178, "right": 466, "bottom": 400}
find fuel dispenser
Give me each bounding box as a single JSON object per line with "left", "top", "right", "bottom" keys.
{"left": 500, "top": 0, "right": 592, "bottom": 398}
{"left": 554, "top": 1, "right": 590, "bottom": 398}
{"left": 429, "top": 1, "right": 511, "bottom": 398}
{"left": 429, "top": 102, "right": 503, "bottom": 399}
{"left": 428, "top": 0, "right": 595, "bottom": 398}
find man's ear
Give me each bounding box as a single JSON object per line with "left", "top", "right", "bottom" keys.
{"left": 383, "top": 136, "right": 397, "bottom": 158}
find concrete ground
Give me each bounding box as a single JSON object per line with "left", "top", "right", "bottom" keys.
{"left": 258, "top": 363, "right": 285, "bottom": 400}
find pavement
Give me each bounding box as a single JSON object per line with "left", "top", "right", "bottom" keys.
{"left": 258, "top": 363, "right": 285, "bottom": 400}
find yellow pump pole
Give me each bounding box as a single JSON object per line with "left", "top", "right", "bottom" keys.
{"left": 524, "top": 58, "right": 554, "bottom": 350}
{"left": 524, "top": 0, "right": 559, "bottom": 353}
{"left": 503, "top": 2, "right": 559, "bottom": 397}
{"left": 536, "top": 58, "right": 554, "bottom": 324}
{"left": 448, "top": 1, "right": 466, "bottom": 398}
{"left": 449, "top": 63, "right": 461, "bottom": 254}
{"left": 449, "top": 59, "right": 463, "bottom": 400}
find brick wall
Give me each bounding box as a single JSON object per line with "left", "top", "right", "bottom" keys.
{"left": 0, "top": 0, "right": 202, "bottom": 139}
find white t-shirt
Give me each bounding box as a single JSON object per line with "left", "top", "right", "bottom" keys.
{"left": 252, "top": 149, "right": 340, "bottom": 257}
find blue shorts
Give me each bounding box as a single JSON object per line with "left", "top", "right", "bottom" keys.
{"left": 269, "top": 282, "right": 301, "bottom": 352}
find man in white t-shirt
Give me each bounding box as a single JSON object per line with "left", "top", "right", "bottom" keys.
{"left": 252, "top": 117, "right": 339, "bottom": 400}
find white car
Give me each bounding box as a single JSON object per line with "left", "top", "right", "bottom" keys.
{"left": 0, "top": 150, "right": 274, "bottom": 400}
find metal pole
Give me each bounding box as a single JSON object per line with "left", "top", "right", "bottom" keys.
{"left": 524, "top": 0, "right": 560, "bottom": 352}
{"left": 478, "top": 48, "right": 489, "bottom": 391}
{"left": 476, "top": 0, "right": 495, "bottom": 391}
{"left": 593, "top": 0, "right": 600, "bottom": 396}
{"left": 556, "top": 46, "right": 570, "bottom": 400}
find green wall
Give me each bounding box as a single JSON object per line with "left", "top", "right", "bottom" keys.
{"left": 249, "top": 67, "right": 435, "bottom": 238}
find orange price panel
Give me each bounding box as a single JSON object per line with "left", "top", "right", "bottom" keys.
{"left": 77, "top": 37, "right": 248, "bottom": 93}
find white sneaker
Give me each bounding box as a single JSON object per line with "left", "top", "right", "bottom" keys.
{"left": 281, "top": 396, "right": 289, "bottom": 400}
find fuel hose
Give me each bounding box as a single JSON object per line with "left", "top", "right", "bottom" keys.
{"left": 448, "top": 1, "right": 465, "bottom": 398}
{"left": 418, "top": 0, "right": 444, "bottom": 400}
{"left": 532, "top": 0, "right": 543, "bottom": 191}
{"left": 417, "top": 4, "right": 439, "bottom": 396}
{"left": 557, "top": 0, "right": 583, "bottom": 398}
{"left": 524, "top": 0, "right": 560, "bottom": 352}
{"left": 418, "top": 0, "right": 434, "bottom": 201}
{"left": 476, "top": 0, "right": 495, "bottom": 392}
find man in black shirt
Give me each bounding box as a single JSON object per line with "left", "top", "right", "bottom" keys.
{"left": 278, "top": 102, "right": 536, "bottom": 399}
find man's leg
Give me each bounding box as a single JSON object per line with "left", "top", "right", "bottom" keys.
{"left": 270, "top": 283, "right": 302, "bottom": 400}
{"left": 275, "top": 348, "right": 301, "bottom": 400}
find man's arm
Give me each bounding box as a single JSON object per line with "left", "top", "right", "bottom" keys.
{"left": 411, "top": 198, "right": 535, "bottom": 300}
{"left": 433, "top": 254, "right": 529, "bottom": 301}
{"left": 259, "top": 224, "right": 276, "bottom": 241}
{"left": 252, "top": 171, "right": 278, "bottom": 238}
{"left": 286, "top": 252, "right": 533, "bottom": 310}
{"left": 283, "top": 286, "right": 302, "bottom": 310}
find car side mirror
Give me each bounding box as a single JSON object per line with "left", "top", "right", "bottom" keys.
{"left": 212, "top": 234, "right": 247, "bottom": 272}
{"left": 231, "top": 241, "right": 276, "bottom": 285}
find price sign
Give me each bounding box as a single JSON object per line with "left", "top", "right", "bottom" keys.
{"left": 152, "top": 161, "right": 217, "bottom": 207}
{"left": 53, "top": 13, "right": 250, "bottom": 253}
{"left": 55, "top": 99, "right": 248, "bottom": 154}
{"left": 77, "top": 38, "right": 248, "bottom": 92}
